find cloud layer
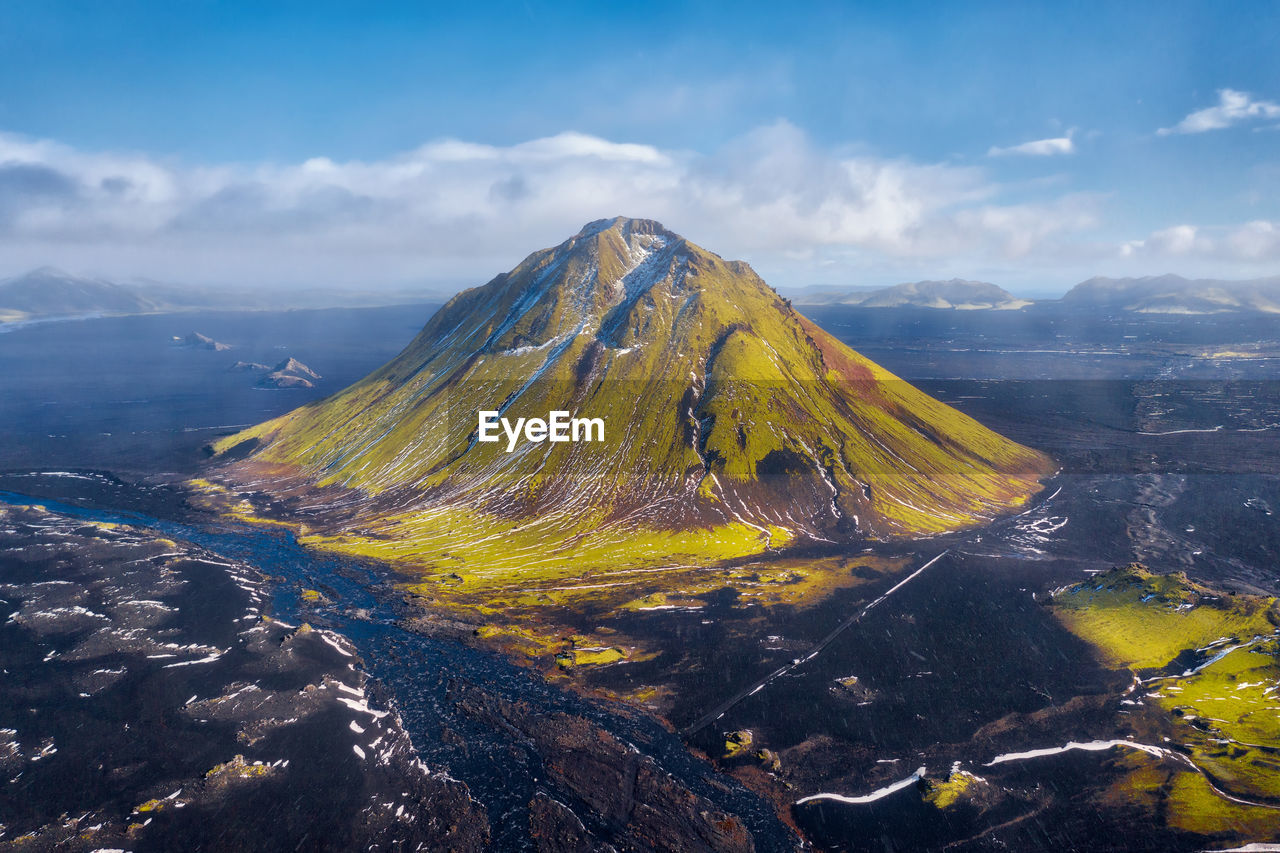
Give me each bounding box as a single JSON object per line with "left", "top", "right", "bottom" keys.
{"left": 1123, "top": 220, "right": 1280, "bottom": 262}
{"left": 988, "top": 135, "right": 1074, "bottom": 157}
{"left": 0, "top": 121, "right": 1273, "bottom": 290}
{"left": 0, "top": 122, "right": 1111, "bottom": 288}
{"left": 1158, "top": 89, "right": 1280, "bottom": 135}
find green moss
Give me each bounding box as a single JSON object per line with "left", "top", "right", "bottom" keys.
{"left": 1166, "top": 770, "right": 1280, "bottom": 836}
{"left": 205, "top": 754, "right": 274, "bottom": 782}
{"left": 723, "top": 730, "right": 754, "bottom": 758}
{"left": 298, "top": 507, "right": 791, "bottom": 593}
{"left": 1052, "top": 564, "right": 1277, "bottom": 669}
{"left": 627, "top": 685, "right": 661, "bottom": 704}
{"left": 620, "top": 592, "right": 669, "bottom": 611}
{"left": 1053, "top": 566, "right": 1280, "bottom": 833}
{"left": 923, "top": 770, "right": 983, "bottom": 810}
{"left": 756, "top": 748, "right": 782, "bottom": 772}
{"left": 557, "top": 646, "right": 627, "bottom": 668}
{"left": 1155, "top": 638, "right": 1280, "bottom": 801}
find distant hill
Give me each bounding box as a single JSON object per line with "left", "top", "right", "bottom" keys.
{"left": 793, "top": 279, "right": 1030, "bottom": 310}
{"left": 0, "top": 267, "right": 156, "bottom": 319}
{"left": 1062, "top": 274, "right": 1280, "bottom": 314}
{"left": 258, "top": 357, "right": 322, "bottom": 388}
{"left": 783, "top": 284, "right": 879, "bottom": 304}
{"left": 181, "top": 332, "right": 232, "bottom": 351}
{"left": 271, "top": 357, "right": 320, "bottom": 380}
{"left": 0, "top": 266, "right": 449, "bottom": 323}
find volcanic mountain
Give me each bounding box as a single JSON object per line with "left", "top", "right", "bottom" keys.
{"left": 209, "top": 218, "right": 1052, "bottom": 575}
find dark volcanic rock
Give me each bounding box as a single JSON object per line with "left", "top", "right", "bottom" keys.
{"left": 458, "top": 685, "right": 756, "bottom": 852}
{"left": 0, "top": 503, "right": 488, "bottom": 852}
{"left": 530, "top": 791, "right": 610, "bottom": 853}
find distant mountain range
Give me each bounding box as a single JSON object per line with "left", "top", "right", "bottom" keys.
{"left": 794, "top": 278, "right": 1030, "bottom": 310}
{"left": 1061, "top": 274, "right": 1280, "bottom": 315}
{"left": 0, "top": 266, "right": 448, "bottom": 323}
{"left": 0, "top": 267, "right": 158, "bottom": 320}
{"left": 6, "top": 266, "right": 1280, "bottom": 322}
{"left": 790, "top": 273, "right": 1280, "bottom": 314}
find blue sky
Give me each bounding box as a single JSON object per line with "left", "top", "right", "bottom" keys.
{"left": 1, "top": 0, "right": 1278, "bottom": 294}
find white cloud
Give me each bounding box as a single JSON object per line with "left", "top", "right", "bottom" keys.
{"left": 987, "top": 135, "right": 1075, "bottom": 157}
{"left": 0, "top": 123, "right": 1102, "bottom": 288}
{"left": 1148, "top": 224, "right": 1207, "bottom": 254}
{"left": 1158, "top": 89, "right": 1280, "bottom": 135}
{"left": 1224, "top": 220, "right": 1280, "bottom": 259}
{"left": 1121, "top": 221, "right": 1280, "bottom": 262}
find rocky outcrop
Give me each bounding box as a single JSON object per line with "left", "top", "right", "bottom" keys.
{"left": 182, "top": 331, "right": 232, "bottom": 351}
{"left": 257, "top": 357, "right": 322, "bottom": 388}
{"left": 456, "top": 684, "right": 760, "bottom": 852}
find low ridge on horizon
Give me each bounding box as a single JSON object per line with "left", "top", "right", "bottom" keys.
{"left": 7, "top": 253, "right": 1280, "bottom": 318}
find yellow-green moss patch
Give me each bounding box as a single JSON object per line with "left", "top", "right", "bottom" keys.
{"left": 1052, "top": 564, "right": 1277, "bottom": 669}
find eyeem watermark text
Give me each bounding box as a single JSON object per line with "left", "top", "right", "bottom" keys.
{"left": 477, "top": 410, "right": 605, "bottom": 452}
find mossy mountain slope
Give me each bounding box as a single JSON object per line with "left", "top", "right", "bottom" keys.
{"left": 211, "top": 218, "right": 1051, "bottom": 572}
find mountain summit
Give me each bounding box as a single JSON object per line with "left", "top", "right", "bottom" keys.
{"left": 209, "top": 218, "right": 1051, "bottom": 574}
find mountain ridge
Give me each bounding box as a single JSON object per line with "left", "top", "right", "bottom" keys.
{"left": 1062, "top": 273, "right": 1280, "bottom": 314}
{"left": 795, "top": 278, "right": 1030, "bottom": 310}
{"left": 0, "top": 267, "right": 157, "bottom": 319}
{"left": 0, "top": 266, "right": 448, "bottom": 322}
